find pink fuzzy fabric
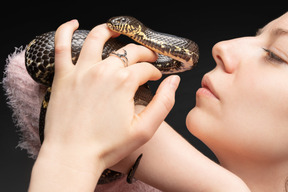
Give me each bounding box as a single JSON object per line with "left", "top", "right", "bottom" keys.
{"left": 3, "top": 47, "right": 44, "bottom": 158}
{"left": 3, "top": 48, "right": 161, "bottom": 191}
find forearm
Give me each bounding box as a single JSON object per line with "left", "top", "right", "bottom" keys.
{"left": 112, "top": 108, "right": 249, "bottom": 191}
{"left": 112, "top": 120, "right": 213, "bottom": 191}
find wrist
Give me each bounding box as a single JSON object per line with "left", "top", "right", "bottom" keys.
{"left": 29, "top": 142, "right": 104, "bottom": 192}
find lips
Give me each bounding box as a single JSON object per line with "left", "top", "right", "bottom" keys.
{"left": 199, "top": 75, "right": 220, "bottom": 100}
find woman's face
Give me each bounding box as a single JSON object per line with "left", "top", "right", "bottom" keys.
{"left": 186, "top": 12, "right": 288, "bottom": 163}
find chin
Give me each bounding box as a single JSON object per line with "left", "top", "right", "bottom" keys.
{"left": 186, "top": 107, "right": 209, "bottom": 138}
{"left": 186, "top": 106, "right": 222, "bottom": 147}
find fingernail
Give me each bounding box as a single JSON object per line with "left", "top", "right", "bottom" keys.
{"left": 169, "top": 75, "right": 180, "bottom": 91}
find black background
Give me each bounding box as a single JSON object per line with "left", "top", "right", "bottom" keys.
{"left": 1, "top": 4, "right": 286, "bottom": 191}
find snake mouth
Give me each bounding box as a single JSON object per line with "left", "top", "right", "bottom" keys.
{"left": 106, "top": 21, "right": 121, "bottom": 33}
{"left": 106, "top": 23, "right": 113, "bottom": 30}
{"left": 106, "top": 19, "right": 117, "bottom": 32}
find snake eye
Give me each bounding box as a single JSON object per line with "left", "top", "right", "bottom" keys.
{"left": 116, "top": 17, "right": 127, "bottom": 24}
{"left": 111, "top": 17, "right": 127, "bottom": 25}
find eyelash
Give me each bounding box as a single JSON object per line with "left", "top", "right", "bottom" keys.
{"left": 263, "top": 48, "right": 286, "bottom": 64}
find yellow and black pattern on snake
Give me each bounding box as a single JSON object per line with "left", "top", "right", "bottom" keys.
{"left": 107, "top": 16, "right": 199, "bottom": 72}
{"left": 25, "top": 16, "right": 199, "bottom": 184}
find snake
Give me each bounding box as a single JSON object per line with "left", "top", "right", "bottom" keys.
{"left": 25, "top": 16, "right": 199, "bottom": 184}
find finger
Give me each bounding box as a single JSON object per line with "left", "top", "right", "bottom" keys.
{"left": 127, "top": 62, "right": 162, "bottom": 86}
{"left": 105, "top": 43, "right": 158, "bottom": 68}
{"left": 77, "top": 24, "right": 119, "bottom": 66}
{"left": 54, "top": 19, "right": 79, "bottom": 77}
{"left": 132, "top": 75, "right": 180, "bottom": 141}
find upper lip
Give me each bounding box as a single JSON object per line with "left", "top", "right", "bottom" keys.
{"left": 201, "top": 75, "right": 220, "bottom": 100}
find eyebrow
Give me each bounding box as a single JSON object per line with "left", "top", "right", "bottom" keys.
{"left": 256, "top": 28, "right": 264, "bottom": 36}
{"left": 256, "top": 27, "right": 288, "bottom": 38}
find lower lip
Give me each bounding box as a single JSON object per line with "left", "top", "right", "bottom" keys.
{"left": 196, "top": 87, "right": 218, "bottom": 99}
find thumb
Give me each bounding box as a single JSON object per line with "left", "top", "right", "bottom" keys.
{"left": 133, "top": 75, "right": 180, "bottom": 140}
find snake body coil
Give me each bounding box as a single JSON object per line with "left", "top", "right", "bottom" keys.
{"left": 25, "top": 16, "right": 199, "bottom": 184}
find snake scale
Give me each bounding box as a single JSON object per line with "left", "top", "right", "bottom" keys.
{"left": 25, "top": 16, "right": 199, "bottom": 184}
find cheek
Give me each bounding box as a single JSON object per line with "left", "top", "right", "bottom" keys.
{"left": 235, "top": 68, "right": 288, "bottom": 130}
{"left": 187, "top": 67, "right": 288, "bottom": 161}
{"left": 219, "top": 69, "right": 288, "bottom": 159}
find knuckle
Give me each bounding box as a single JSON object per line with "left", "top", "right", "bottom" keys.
{"left": 54, "top": 21, "right": 78, "bottom": 55}
{"left": 126, "top": 43, "right": 140, "bottom": 50}
{"left": 158, "top": 93, "right": 175, "bottom": 112}
{"left": 91, "top": 63, "right": 107, "bottom": 77}
{"left": 54, "top": 44, "right": 70, "bottom": 55}
{"left": 90, "top": 64, "right": 130, "bottom": 84}
{"left": 125, "top": 43, "right": 157, "bottom": 62}
{"left": 113, "top": 70, "right": 137, "bottom": 91}
{"left": 88, "top": 31, "right": 102, "bottom": 42}
{"left": 115, "top": 70, "right": 131, "bottom": 83}
{"left": 88, "top": 25, "right": 109, "bottom": 41}
{"left": 135, "top": 125, "right": 153, "bottom": 142}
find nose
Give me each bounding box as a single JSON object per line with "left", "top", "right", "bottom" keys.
{"left": 212, "top": 39, "right": 241, "bottom": 74}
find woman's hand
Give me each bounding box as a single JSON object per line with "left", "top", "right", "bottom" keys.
{"left": 29, "top": 20, "right": 179, "bottom": 191}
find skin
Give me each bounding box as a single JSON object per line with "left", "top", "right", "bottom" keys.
{"left": 29, "top": 12, "right": 288, "bottom": 192}
{"left": 187, "top": 12, "right": 288, "bottom": 191}
{"left": 29, "top": 20, "right": 180, "bottom": 191}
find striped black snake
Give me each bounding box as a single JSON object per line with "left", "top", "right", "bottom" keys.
{"left": 25, "top": 16, "right": 199, "bottom": 184}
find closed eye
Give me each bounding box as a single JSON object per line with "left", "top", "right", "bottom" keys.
{"left": 263, "top": 48, "right": 286, "bottom": 64}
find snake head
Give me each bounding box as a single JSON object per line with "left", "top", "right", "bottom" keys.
{"left": 107, "top": 16, "right": 143, "bottom": 36}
